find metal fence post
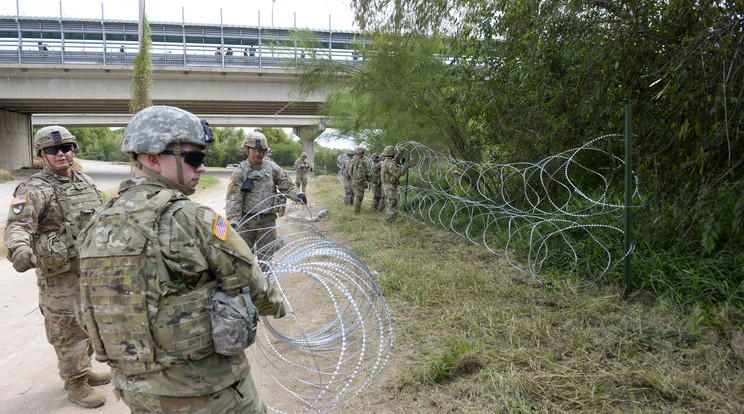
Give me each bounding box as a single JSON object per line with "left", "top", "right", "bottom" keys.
{"left": 623, "top": 105, "right": 633, "bottom": 299}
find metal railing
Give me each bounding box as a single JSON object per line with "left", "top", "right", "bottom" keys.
{"left": 0, "top": 16, "right": 367, "bottom": 69}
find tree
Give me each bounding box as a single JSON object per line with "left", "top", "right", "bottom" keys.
{"left": 129, "top": 14, "right": 152, "bottom": 114}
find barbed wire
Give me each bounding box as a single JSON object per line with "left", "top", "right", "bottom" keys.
{"left": 389, "top": 134, "right": 643, "bottom": 287}
{"left": 232, "top": 198, "right": 393, "bottom": 413}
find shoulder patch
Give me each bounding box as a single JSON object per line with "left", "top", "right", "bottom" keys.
{"left": 213, "top": 215, "right": 229, "bottom": 241}
{"left": 11, "top": 195, "right": 27, "bottom": 205}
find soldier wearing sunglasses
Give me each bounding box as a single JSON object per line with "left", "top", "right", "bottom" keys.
{"left": 226, "top": 131, "right": 307, "bottom": 271}
{"left": 3, "top": 125, "right": 109, "bottom": 409}
{"left": 78, "top": 106, "right": 285, "bottom": 413}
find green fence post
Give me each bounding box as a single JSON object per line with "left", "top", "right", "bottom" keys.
{"left": 623, "top": 105, "right": 633, "bottom": 299}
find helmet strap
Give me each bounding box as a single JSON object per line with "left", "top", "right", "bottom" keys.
{"left": 39, "top": 152, "right": 74, "bottom": 174}
{"left": 129, "top": 151, "right": 196, "bottom": 196}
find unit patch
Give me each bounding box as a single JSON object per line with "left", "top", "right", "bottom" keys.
{"left": 10, "top": 195, "right": 27, "bottom": 215}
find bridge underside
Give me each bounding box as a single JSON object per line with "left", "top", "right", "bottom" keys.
{"left": 0, "top": 98, "right": 321, "bottom": 117}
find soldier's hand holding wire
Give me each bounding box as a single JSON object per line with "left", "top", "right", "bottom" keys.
{"left": 11, "top": 245, "right": 37, "bottom": 273}
{"left": 296, "top": 193, "right": 307, "bottom": 205}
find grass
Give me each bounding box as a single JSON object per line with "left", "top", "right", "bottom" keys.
{"left": 307, "top": 175, "right": 744, "bottom": 413}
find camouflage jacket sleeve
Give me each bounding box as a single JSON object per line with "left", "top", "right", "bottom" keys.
{"left": 293, "top": 158, "right": 302, "bottom": 172}
{"left": 372, "top": 162, "right": 382, "bottom": 183}
{"left": 3, "top": 178, "right": 55, "bottom": 255}
{"left": 343, "top": 160, "right": 353, "bottom": 179}
{"left": 167, "top": 201, "right": 284, "bottom": 314}
{"left": 272, "top": 162, "right": 302, "bottom": 200}
{"left": 225, "top": 162, "right": 248, "bottom": 222}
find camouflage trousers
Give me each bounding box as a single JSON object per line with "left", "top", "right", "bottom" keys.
{"left": 382, "top": 183, "right": 399, "bottom": 222}
{"left": 352, "top": 180, "right": 366, "bottom": 212}
{"left": 371, "top": 182, "right": 383, "bottom": 210}
{"left": 343, "top": 179, "right": 353, "bottom": 205}
{"left": 295, "top": 172, "right": 308, "bottom": 193}
{"left": 37, "top": 267, "right": 93, "bottom": 381}
{"left": 119, "top": 373, "right": 266, "bottom": 414}
{"left": 234, "top": 214, "right": 279, "bottom": 272}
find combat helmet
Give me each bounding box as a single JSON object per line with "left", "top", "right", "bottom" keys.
{"left": 121, "top": 106, "right": 213, "bottom": 196}
{"left": 354, "top": 146, "right": 365, "bottom": 155}
{"left": 382, "top": 146, "right": 395, "bottom": 157}
{"left": 242, "top": 131, "right": 269, "bottom": 150}
{"left": 121, "top": 106, "right": 213, "bottom": 154}
{"left": 34, "top": 125, "right": 78, "bottom": 157}
{"left": 346, "top": 150, "right": 354, "bottom": 157}
{"left": 370, "top": 152, "right": 379, "bottom": 161}
{"left": 301, "top": 152, "right": 307, "bottom": 158}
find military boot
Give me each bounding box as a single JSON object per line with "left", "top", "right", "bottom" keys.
{"left": 64, "top": 371, "right": 111, "bottom": 389}
{"left": 66, "top": 377, "right": 106, "bottom": 409}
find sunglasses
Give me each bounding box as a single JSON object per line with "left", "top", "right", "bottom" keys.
{"left": 42, "top": 143, "right": 74, "bottom": 155}
{"left": 159, "top": 150, "right": 207, "bottom": 168}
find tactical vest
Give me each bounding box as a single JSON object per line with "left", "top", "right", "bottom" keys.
{"left": 381, "top": 159, "right": 397, "bottom": 184}
{"left": 351, "top": 159, "right": 366, "bottom": 181}
{"left": 241, "top": 161, "right": 279, "bottom": 216}
{"left": 79, "top": 188, "right": 220, "bottom": 375}
{"left": 32, "top": 170, "right": 102, "bottom": 276}
{"left": 372, "top": 162, "right": 382, "bottom": 184}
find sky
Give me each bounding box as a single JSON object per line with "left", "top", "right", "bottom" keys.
{"left": 2, "top": 0, "right": 358, "bottom": 31}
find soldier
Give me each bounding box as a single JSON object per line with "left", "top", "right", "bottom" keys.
{"left": 341, "top": 150, "right": 354, "bottom": 205}
{"left": 293, "top": 151, "right": 312, "bottom": 192}
{"left": 226, "top": 131, "right": 306, "bottom": 270}
{"left": 4, "top": 125, "right": 109, "bottom": 409}
{"left": 351, "top": 147, "right": 368, "bottom": 213}
{"left": 369, "top": 152, "right": 383, "bottom": 211}
{"left": 265, "top": 147, "right": 273, "bottom": 160}
{"left": 77, "top": 106, "right": 286, "bottom": 413}
{"left": 380, "top": 145, "right": 413, "bottom": 222}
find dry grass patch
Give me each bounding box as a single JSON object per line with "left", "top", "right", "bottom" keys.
{"left": 299, "top": 176, "right": 744, "bottom": 412}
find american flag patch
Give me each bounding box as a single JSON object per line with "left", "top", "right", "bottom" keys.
{"left": 11, "top": 195, "right": 27, "bottom": 205}
{"left": 213, "top": 215, "right": 229, "bottom": 241}
{"left": 228, "top": 177, "right": 233, "bottom": 186}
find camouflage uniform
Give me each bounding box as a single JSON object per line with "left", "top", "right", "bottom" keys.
{"left": 80, "top": 178, "right": 283, "bottom": 413}
{"left": 381, "top": 146, "right": 413, "bottom": 222}
{"left": 370, "top": 154, "right": 383, "bottom": 211}
{"left": 341, "top": 151, "right": 354, "bottom": 205}
{"left": 5, "top": 166, "right": 103, "bottom": 381}
{"left": 226, "top": 157, "right": 302, "bottom": 267}
{"left": 77, "top": 106, "right": 285, "bottom": 413}
{"left": 293, "top": 152, "right": 311, "bottom": 192}
{"left": 351, "top": 148, "right": 368, "bottom": 213}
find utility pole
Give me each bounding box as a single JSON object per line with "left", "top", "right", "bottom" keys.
{"left": 138, "top": 0, "right": 145, "bottom": 50}
{"left": 271, "top": 0, "right": 276, "bottom": 27}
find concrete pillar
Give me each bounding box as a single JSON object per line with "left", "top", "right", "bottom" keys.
{"left": 293, "top": 125, "right": 324, "bottom": 173}
{"left": 0, "top": 110, "right": 33, "bottom": 170}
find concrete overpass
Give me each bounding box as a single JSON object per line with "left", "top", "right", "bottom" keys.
{"left": 0, "top": 16, "right": 364, "bottom": 169}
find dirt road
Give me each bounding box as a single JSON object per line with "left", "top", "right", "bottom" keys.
{"left": 0, "top": 167, "right": 324, "bottom": 413}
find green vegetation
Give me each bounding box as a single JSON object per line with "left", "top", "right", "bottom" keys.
{"left": 50, "top": 127, "right": 342, "bottom": 171}
{"left": 129, "top": 14, "right": 152, "bottom": 114}
{"left": 299, "top": 1, "right": 744, "bottom": 316}
{"left": 311, "top": 175, "right": 744, "bottom": 413}
{"left": 195, "top": 175, "right": 219, "bottom": 191}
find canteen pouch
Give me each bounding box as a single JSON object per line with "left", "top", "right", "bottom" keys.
{"left": 207, "top": 287, "right": 259, "bottom": 356}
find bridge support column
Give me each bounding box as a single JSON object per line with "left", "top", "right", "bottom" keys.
{"left": 0, "top": 110, "right": 33, "bottom": 170}
{"left": 293, "top": 125, "right": 324, "bottom": 174}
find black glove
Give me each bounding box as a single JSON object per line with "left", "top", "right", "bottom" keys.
{"left": 310, "top": 167, "right": 313, "bottom": 172}
{"left": 240, "top": 177, "right": 253, "bottom": 192}
{"left": 296, "top": 193, "right": 307, "bottom": 205}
